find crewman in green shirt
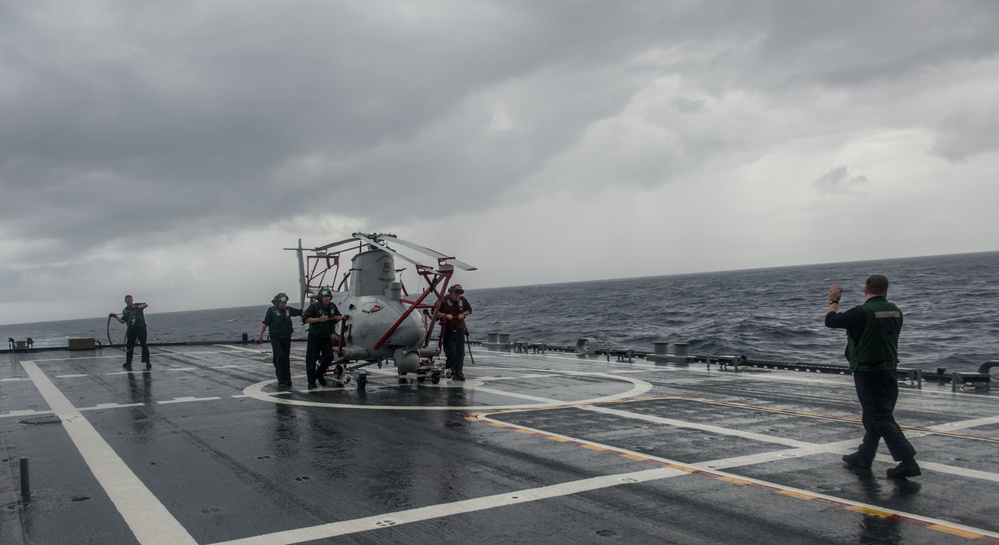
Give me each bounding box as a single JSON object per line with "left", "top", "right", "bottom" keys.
{"left": 114, "top": 294, "right": 150, "bottom": 370}
{"left": 825, "top": 275, "right": 919, "bottom": 478}
{"left": 258, "top": 293, "right": 303, "bottom": 389}
{"left": 303, "top": 289, "right": 346, "bottom": 389}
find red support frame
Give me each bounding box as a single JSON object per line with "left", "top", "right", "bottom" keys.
{"left": 375, "top": 265, "right": 453, "bottom": 350}
{"left": 298, "top": 242, "right": 463, "bottom": 352}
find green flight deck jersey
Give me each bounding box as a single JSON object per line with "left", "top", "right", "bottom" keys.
{"left": 846, "top": 299, "right": 903, "bottom": 372}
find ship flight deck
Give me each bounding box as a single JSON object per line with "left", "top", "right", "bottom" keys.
{"left": 2, "top": 344, "right": 998, "bottom": 544}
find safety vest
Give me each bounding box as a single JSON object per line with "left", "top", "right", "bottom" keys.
{"left": 268, "top": 306, "right": 294, "bottom": 339}
{"left": 307, "top": 302, "right": 338, "bottom": 338}
{"left": 439, "top": 297, "right": 470, "bottom": 331}
{"left": 846, "top": 298, "right": 903, "bottom": 372}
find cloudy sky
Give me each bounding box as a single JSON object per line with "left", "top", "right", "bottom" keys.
{"left": 2, "top": 1, "right": 997, "bottom": 324}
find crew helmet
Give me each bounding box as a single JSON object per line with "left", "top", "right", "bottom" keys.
{"left": 272, "top": 293, "right": 289, "bottom": 305}
{"left": 318, "top": 288, "right": 333, "bottom": 298}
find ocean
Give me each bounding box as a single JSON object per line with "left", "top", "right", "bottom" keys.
{"left": 3, "top": 252, "right": 997, "bottom": 373}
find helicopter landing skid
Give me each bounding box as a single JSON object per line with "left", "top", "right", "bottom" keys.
{"left": 415, "top": 361, "right": 445, "bottom": 385}
{"left": 319, "top": 364, "right": 372, "bottom": 391}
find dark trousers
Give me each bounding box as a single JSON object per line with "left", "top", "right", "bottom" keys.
{"left": 305, "top": 335, "right": 334, "bottom": 385}
{"left": 443, "top": 329, "right": 466, "bottom": 376}
{"left": 125, "top": 326, "right": 149, "bottom": 366}
{"left": 270, "top": 337, "right": 293, "bottom": 384}
{"left": 853, "top": 369, "right": 916, "bottom": 462}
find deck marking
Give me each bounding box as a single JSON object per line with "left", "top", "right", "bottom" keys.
{"left": 1, "top": 409, "right": 55, "bottom": 418}
{"left": 580, "top": 405, "right": 816, "bottom": 448}
{"left": 23, "top": 355, "right": 122, "bottom": 362}
{"left": 80, "top": 403, "right": 147, "bottom": 411}
{"left": 241, "top": 369, "right": 653, "bottom": 411}
{"left": 480, "top": 351, "right": 999, "bottom": 401}
{"left": 932, "top": 415, "right": 999, "bottom": 430}
{"left": 600, "top": 395, "right": 999, "bottom": 442}
{"left": 207, "top": 467, "right": 686, "bottom": 545}
{"left": 471, "top": 386, "right": 574, "bottom": 404}
{"left": 91, "top": 402, "right": 145, "bottom": 409}
{"left": 158, "top": 396, "right": 222, "bottom": 404}
{"left": 487, "top": 398, "right": 999, "bottom": 481}
{"left": 56, "top": 373, "right": 89, "bottom": 378}
{"left": 223, "top": 345, "right": 267, "bottom": 354}
{"left": 472, "top": 412, "right": 999, "bottom": 543}
{"left": 21, "top": 360, "right": 197, "bottom": 545}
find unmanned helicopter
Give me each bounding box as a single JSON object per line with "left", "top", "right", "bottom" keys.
{"left": 285, "top": 233, "right": 476, "bottom": 389}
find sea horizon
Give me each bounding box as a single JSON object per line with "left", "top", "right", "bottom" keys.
{"left": 3, "top": 248, "right": 995, "bottom": 328}
{"left": 4, "top": 250, "right": 998, "bottom": 373}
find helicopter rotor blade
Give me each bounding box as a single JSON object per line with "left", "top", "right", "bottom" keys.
{"left": 314, "top": 236, "right": 361, "bottom": 252}
{"left": 352, "top": 233, "right": 425, "bottom": 268}
{"left": 284, "top": 236, "right": 360, "bottom": 253}
{"left": 381, "top": 234, "right": 477, "bottom": 271}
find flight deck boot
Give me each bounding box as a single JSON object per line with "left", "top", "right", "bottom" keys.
{"left": 842, "top": 452, "right": 872, "bottom": 469}
{"left": 887, "top": 459, "right": 921, "bottom": 478}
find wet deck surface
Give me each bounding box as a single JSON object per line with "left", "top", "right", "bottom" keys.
{"left": 2, "top": 345, "right": 998, "bottom": 544}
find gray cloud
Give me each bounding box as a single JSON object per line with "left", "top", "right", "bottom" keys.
{"left": 932, "top": 105, "right": 999, "bottom": 163}
{"left": 2, "top": 1, "right": 999, "bottom": 321}
{"left": 814, "top": 166, "right": 870, "bottom": 194}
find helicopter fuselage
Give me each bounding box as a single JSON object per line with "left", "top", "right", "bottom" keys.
{"left": 329, "top": 289, "right": 438, "bottom": 374}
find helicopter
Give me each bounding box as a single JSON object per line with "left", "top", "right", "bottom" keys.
{"left": 285, "top": 232, "right": 476, "bottom": 389}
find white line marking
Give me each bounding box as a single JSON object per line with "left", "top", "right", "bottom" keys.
{"left": 23, "top": 355, "right": 122, "bottom": 362}
{"left": 930, "top": 414, "right": 999, "bottom": 430}
{"left": 241, "top": 369, "right": 653, "bottom": 411}
{"left": 471, "top": 386, "right": 566, "bottom": 404}
{"left": 223, "top": 345, "right": 266, "bottom": 354}
{"left": 1, "top": 409, "right": 55, "bottom": 418}
{"left": 158, "top": 396, "right": 222, "bottom": 405}
{"left": 581, "top": 405, "right": 816, "bottom": 448}
{"left": 20, "top": 360, "right": 197, "bottom": 545}
{"left": 208, "top": 467, "right": 686, "bottom": 545}
{"left": 572, "top": 402, "right": 999, "bottom": 482}
{"left": 88, "top": 403, "right": 145, "bottom": 409}
{"left": 57, "top": 374, "right": 89, "bottom": 378}
{"left": 0, "top": 377, "right": 30, "bottom": 382}
{"left": 913, "top": 460, "right": 999, "bottom": 483}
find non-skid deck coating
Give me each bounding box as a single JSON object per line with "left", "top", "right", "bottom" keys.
{"left": 2, "top": 344, "right": 997, "bottom": 545}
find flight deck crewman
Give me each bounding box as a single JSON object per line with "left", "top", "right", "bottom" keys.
{"left": 303, "top": 289, "right": 346, "bottom": 389}
{"left": 825, "top": 275, "right": 920, "bottom": 479}
{"left": 434, "top": 284, "right": 472, "bottom": 381}
{"left": 114, "top": 295, "right": 150, "bottom": 371}
{"left": 258, "top": 293, "right": 303, "bottom": 389}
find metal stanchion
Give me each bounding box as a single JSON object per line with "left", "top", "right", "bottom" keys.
{"left": 20, "top": 457, "right": 30, "bottom": 497}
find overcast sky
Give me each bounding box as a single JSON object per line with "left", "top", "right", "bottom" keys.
{"left": 2, "top": 1, "right": 998, "bottom": 324}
